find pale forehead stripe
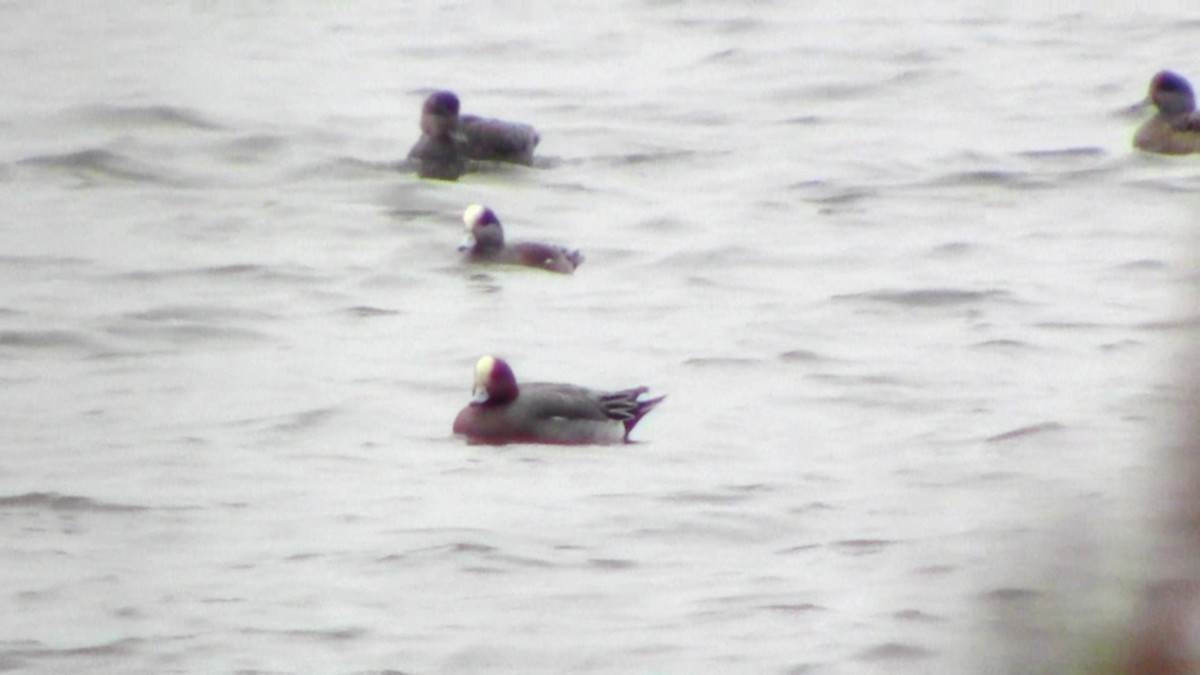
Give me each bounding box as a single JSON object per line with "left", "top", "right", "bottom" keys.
{"left": 463, "top": 204, "right": 487, "bottom": 227}
{"left": 475, "top": 355, "right": 495, "bottom": 381}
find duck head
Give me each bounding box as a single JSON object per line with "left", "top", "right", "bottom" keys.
{"left": 420, "top": 91, "right": 462, "bottom": 136}
{"left": 472, "top": 355, "right": 519, "bottom": 405}
{"left": 1148, "top": 71, "right": 1196, "bottom": 117}
{"left": 459, "top": 204, "right": 505, "bottom": 253}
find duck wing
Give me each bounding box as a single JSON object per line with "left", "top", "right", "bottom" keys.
{"left": 522, "top": 384, "right": 664, "bottom": 439}
{"left": 518, "top": 383, "right": 614, "bottom": 421}
{"left": 460, "top": 115, "right": 539, "bottom": 164}
{"left": 1172, "top": 113, "right": 1200, "bottom": 132}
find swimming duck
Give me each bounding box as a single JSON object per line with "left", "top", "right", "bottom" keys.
{"left": 458, "top": 204, "right": 583, "bottom": 274}
{"left": 407, "top": 91, "right": 466, "bottom": 179}
{"left": 407, "top": 91, "right": 540, "bottom": 179}
{"left": 1133, "top": 70, "right": 1200, "bottom": 155}
{"left": 452, "top": 356, "right": 665, "bottom": 445}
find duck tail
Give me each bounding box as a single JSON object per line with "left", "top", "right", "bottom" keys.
{"left": 623, "top": 393, "right": 665, "bottom": 440}
{"left": 566, "top": 248, "right": 584, "bottom": 269}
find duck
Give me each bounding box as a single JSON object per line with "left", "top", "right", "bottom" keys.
{"left": 407, "top": 91, "right": 540, "bottom": 179}
{"left": 1133, "top": 70, "right": 1200, "bottom": 155}
{"left": 407, "top": 91, "right": 466, "bottom": 180}
{"left": 452, "top": 356, "right": 665, "bottom": 445}
{"left": 458, "top": 204, "right": 583, "bottom": 274}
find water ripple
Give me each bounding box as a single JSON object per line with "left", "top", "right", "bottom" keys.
{"left": 833, "top": 539, "right": 897, "bottom": 556}
{"left": 17, "top": 148, "right": 181, "bottom": 186}
{"left": 343, "top": 306, "right": 403, "bottom": 318}
{"left": 104, "top": 319, "right": 270, "bottom": 346}
{"left": 0, "top": 329, "right": 97, "bottom": 353}
{"left": 110, "top": 264, "right": 331, "bottom": 285}
{"left": 65, "top": 104, "right": 223, "bottom": 132}
{"left": 269, "top": 407, "right": 341, "bottom": 434}
{"left": 857, "top": 642, "right": 936, "bottom": 662}
{"left": 2, "top": 637, "right": 143, "bottom": 659}
{"left": 985, "top": 422, "right": 1065, "bottom": 443}
{"left": 835, "top": 288, "right": 1009, "bottom": 308}
{"left": 122, "top": 305, "right": 279, "bottom": 324}
{"left": 0, "top": 492, "right": 148, "bottom": 513}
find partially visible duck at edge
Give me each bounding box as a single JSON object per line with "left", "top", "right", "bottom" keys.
{"left": 407, "top": 90, "right": 540, "bottom": 180}
{"left": 458, "top": 204, "right": 583, "bottom": 274}
{"left": 452, "top": 356, "right": 665, "bottom": 445}
{"left": 1134, "top": 70, "right": 1200, "bottom": 155}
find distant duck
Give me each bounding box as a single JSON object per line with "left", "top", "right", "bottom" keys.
{"left": 458, "top": 204, "right": 582, "bottom": 274}
{"left": 407, "top": 91, "right": 540, "bottom": 180}
{"left": 453, "top": 356, "right": 665, "bottom": 445}
{"left": 407, "top": 91, "right": 466, "bottom": 180}
{"left": 1134, "top": 70, "right": 1200, "bottom": 155}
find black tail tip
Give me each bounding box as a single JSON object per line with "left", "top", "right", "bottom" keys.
{"left": 623, "top": 394, "right": 666, "bottom": 439}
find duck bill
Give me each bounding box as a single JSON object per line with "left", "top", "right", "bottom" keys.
{"left": 1127, "top": 95, "right": 1152, "bottom": 114}
{"left": 458, "top": 233, "right": 476, "bottom": 252}
{"left": 471, "top": 385, "right": 489, "bottom": 404}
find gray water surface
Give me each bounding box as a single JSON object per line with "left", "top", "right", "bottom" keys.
{"left": 1, "top": 3, "right": 1199, "bottom": 673}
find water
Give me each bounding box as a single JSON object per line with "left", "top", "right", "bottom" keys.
{"left": 2, "top": 2, "right": 1199, "bottom": 673}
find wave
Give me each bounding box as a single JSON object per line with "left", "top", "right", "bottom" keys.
{"left": 110, "top": 263, "right": 331, "bottom": 285}
{"left": 834, "top": 288, "right": 1009, "bottom": 308}
{"left": 985, "top": 421, "right": 1065, "bottom": 443}
{"left": 0, "top": 492, "right": 148, "bottom": 513}
{"left": 64, "top": 104, "right": 223, "bottom": 132}
{"left": 0, "top": 329, "right": 98, "bottom": 353}
{"left": 17, "top": 148, "right": 180, "bottom": 186}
